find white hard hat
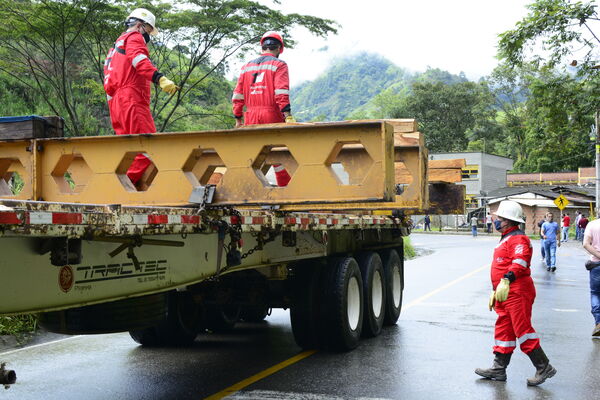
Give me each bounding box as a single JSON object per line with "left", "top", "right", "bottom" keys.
{"left": 494, "top": 200, "right": 525, "bottom": 223}
{"left": 127, "top": 8, "right": 158, "bottom": 36}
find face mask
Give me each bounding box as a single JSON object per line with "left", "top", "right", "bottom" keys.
{"left": 494, "top": 220, "right": 503, "bottom": 231}
{"left": 142, "top": 32, "right": 151, "bottom": 43}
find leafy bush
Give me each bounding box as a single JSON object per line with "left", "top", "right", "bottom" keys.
{"left": 0, "top": 315, "right": 37, "bottom": 336}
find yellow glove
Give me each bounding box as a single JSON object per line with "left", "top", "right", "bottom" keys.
{"left": 159, "top": 76, "right": 179, "bottom": 95}
{"left": 494, "top": 278, "right": 510, "bottom": 302}
{"left": 285, "top": 115, "right": 296, "bottom": 123}
{"left": 488, "top": 291, "right": 496, "bottom": 311}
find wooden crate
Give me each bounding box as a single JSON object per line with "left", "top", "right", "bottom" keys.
{"left": 0, "top": 116, "right": 64, "bottom": 140}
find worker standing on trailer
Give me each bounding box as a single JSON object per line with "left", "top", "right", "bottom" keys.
{"left": 475, "top": 200, "right": 556, "bottom": 386}
{"left": 232, "top": 31, "right": 294, "bottom": 186}
{"left": 103, "top": 8, "right": 179, "bottom": 187}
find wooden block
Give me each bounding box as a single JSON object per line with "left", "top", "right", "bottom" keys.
{"left": 428, "top": 159, "right": 466, "bottom": 169}
{"left": 0, "top": 116, "right": 64, "bottom": 140}
{"left": 396, "top": 165, "right": 462, "bottom": 184}
{"left": 394, "top": 132, "right": 423, "bottom": 147}
{"left": 385, "top": 119, "right": 417, "bottom": 133}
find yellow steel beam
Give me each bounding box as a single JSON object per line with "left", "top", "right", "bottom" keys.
{"left": 0, "top": 121, "right": 397, "bottom": 206}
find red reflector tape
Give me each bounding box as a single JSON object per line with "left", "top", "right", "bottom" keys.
{"left": 148, "top": 215, "right": 168, "bottom": 224}
{"left": 0, "top": 212, "right": 21, "bottom": 224}
{"left": 52, "top": 212, "right": 83, "bottom": 225}
{"left": 230, "top": 216, "right": 240, "bottom": 225}
{"left": 181, "top": 215, "right": 200, "bottom": 224}
{"left": 300, "top": 218, "right": 310, "bottom": 225}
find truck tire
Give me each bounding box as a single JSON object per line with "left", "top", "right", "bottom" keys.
{"left": 38, "top": 293, "right": 167, "bottom": 335}
{"left": 240, "top": 306, "right": 270, "bottom": 322}
{"left": 290, "top": 264, "right": 322, "bottom": 350}
{"left": 321, "top": 256, "right": 363, "bottom": 351}
{"left": 205, "top": 304, "right": 240, "bottom": 332}
{"left": 357, "top": 252, "right": 385, "bottom": 337}
{"left": 129, "top": 291, "right": 201, "bottom": 347}
{"left": 380, "top": 249, "right": 403, "bottom": 325}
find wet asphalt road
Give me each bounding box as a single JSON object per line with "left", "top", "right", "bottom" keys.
{"left": 2, "top": 234, "right": 600, "bottom": 399}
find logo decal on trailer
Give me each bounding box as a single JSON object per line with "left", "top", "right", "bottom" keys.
{"left": 59, "top": 265, "right": 74, "bottom": 293}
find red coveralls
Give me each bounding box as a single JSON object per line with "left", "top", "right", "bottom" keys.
{"left": 232, "top": 54, "right": 291, "bottom": 186}
{"left": 103, "top": 31, "right": 160, "bottom": 184}
{"left": 491, "top": 226, "right": 540, "bottom": 355}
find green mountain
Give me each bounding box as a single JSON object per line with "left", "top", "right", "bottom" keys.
{"left": 290, "top": 53, "right": 468, "bottom": 122}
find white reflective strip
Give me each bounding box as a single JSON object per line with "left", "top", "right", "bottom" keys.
{"left": 274, "top": 89, "right": 289, "bottom": 95}
{"left": 513, "top": 258, "right": 529, "bottom": 268}
{"left": 327, "top": 218, "right": 332, "bottom": 225}
{"left": 495, "top": 339, "right": 516, "bottom": 348}
{"left": 518, "top": 332, "right": 540, "bottom": 344}
{"left": 241, "top": 64, "right": 278, "bottom": 73}
{"left": 168, "top": 215, "right": 182, "bottom": 224}
{"left": 116, "top": 40, "right": 124, "bottom": 48}
{"left": 131, "top": 54, "right": 147, "bottom": 68}
{"left": 106, "top": 94, "right": 112, "bottom": 101}
{"left": 232, "top": 93, "right": 244, "bottom": 100}
{"left": 273, "top": 165, "right": 286, "bottom": 172}
{"left": 243, "top": 216, "right": 253, "bottom": 225}
{"left": 29, "top": 212, "right": 52, "bottom": 224}
{"left": 132, "top": 215, "right": 148, "bottom": 224}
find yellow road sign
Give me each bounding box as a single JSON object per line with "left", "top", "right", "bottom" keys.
{"left": 554, "top": 194, "right": 569, "bottom": 210}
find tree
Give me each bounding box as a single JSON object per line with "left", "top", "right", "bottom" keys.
{"left": 498, "top": 0, "right": 599, "bottom": 74}
{"left": 401, "top": 81, "right": 497, "bottom": 152}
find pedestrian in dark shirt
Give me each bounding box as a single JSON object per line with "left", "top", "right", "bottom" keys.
{"left": 424, "top": 214, "right": 431, "bottom": 231}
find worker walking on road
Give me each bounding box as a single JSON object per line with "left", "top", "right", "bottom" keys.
{"left": 475, "top": 200, "right": 556, "bottom": 386}
{"left": 103, "top": 8, "right": 179, "bottom": 187}
{"left": 582, "top": 215, "right": 600, "bottom": 337}
{"left": 232, "top": 31, "right": 294, "bottom": 186}
{"left": 541, "top": 212, "right": 560, "bottom": 272}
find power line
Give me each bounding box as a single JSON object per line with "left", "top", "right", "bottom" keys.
{"left": 535, "top": 148, "right": 595, "bottom": 167}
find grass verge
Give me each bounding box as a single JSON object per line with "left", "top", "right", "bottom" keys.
{"left": 404, "top": 236, "right": 416, "bottom": 259}
{"left": 0, "top": 315, "right": 37, "bottom": 336}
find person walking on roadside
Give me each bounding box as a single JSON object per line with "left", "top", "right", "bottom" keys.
{"left": 562, "top": 212, "right": 571, "bottom": 242}
{"left": 579, "top": 214, "right": 589, "bottom": 242}
{"left": 232, "top": 31, "right": 293, "bottom": 186}
{"left": 541, "top": 212, "right": 560, "bottom": 272}
{"left": 424, "top": 214, "right": 431, "bottom": 231}
{"left": 471, "top": 215, "right": 478, "bottom": 237}
{"left": 103, "top": 8, "right": 179, "bottom": 188}
{"left": 537, "top": 213, "right": 548, "bottom": 264}
{"left": 486, "top": 212, "right": 493, "bottom": 233}
{"left": 575, "top": 211, "right": 582, "bottom": 241}
{"left": 582, "top": 215, "right": 600, "bottom": 337}
{"left": 475, "top": 200, "right": 556, "bottom": 386}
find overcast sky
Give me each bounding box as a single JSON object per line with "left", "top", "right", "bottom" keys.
{"left": 242, "top": 0, "right": 532, "bottom": 85}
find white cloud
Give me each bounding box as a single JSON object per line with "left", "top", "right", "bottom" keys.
{"left": 234, "top": 0, "right": 531, "bottom": 85}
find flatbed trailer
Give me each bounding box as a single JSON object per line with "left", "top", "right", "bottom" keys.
{"left": 0, "top": 119, "right": 463, "bottom": 351}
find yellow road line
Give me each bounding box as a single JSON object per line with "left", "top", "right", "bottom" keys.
{"left": 204, "top": 350, "right": 317, "bottom": 400}
{"left": 403, "top": 264, "right": 489, "bottom": 310}
{"left": 204, "top": 263, "right": 488, "bottom": 399}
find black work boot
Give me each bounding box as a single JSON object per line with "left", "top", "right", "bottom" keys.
{"left": 526, "top": 347, "right": 556, "bottom": 386}
{"left": 475, "top": 352, "right": 512, "bottom": 381}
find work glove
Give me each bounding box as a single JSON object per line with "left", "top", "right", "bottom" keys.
{"left": 285, "top": 115, "right": 296, "bottom": 123}
{"left": 159, "top": 76, "right": 179, "bottom": 95}
{"left": 488, "top": 291, "right": 496, "bottom": 311}
{"left": 494, "top": 278, "right": 510, "bottom": 302}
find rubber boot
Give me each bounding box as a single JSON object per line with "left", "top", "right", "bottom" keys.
{"left": 526, "top": 347, "right": 556, "bottom": 386}
{"left": 475, "top": 352, "right": 512, "bottom": 381}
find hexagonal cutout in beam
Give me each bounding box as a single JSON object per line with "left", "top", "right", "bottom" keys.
{"left": 326, "top": 142, "right": 374, "bottom": 185}
{"left": 116, "top": 152, "right": 158, "bottom": 192}
{"left": 182, "top": 148, "right": 228, "bottom": 187}
{"left": 252, "top": 145, "right": 298, "bottom": 187}
{"left": 0, "top": 158, "right": 25, "bottom": 196}
{"left": 51, "top": 154, "right": 92, "bottom": 194}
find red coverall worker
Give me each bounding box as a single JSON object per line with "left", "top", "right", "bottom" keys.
{"left": 103, "top": 9, "right": 177, "bottom": 185}
{"left": 232, "top": 32, "right": 292, "bottom": 186}
{"left": 490, "top": 226, "right": 540, "bottom": 355}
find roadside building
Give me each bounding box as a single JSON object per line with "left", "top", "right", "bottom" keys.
{"left": 486, "top": 186, "right": 595, "bottom": 234}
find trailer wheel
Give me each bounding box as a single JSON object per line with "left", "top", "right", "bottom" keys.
{"left": 240, "top": 306, "right": 270, "bottom": 322}
{"left": 357, "top": 252, "right": 385, "bottom": 337}
{"left": 38, "top": 293, "right": 167, "bottom": 335}
{"left": 322, "top": 256, "right": 363, "bottom": 351}
{"left": 290, "top": 264, "right": 322, "bottom": 349}
{"left": 129, "top": 291, "right": 201, "bottom": 346}
{"left": 380, "top": 249, "right": 403, "bottom": 325}
{"left": 205, "top": 304, "right": 240, "bottom": 332}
